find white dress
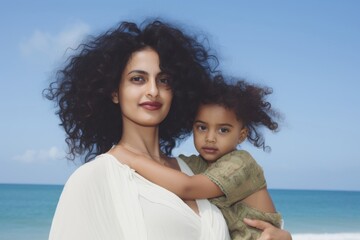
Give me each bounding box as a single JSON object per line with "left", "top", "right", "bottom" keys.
{"left": 49, "top": 153, "right": 230, "bottom": 240}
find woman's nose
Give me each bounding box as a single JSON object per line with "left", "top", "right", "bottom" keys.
{"left": 146, "top": 79, "right": 159, "bottom": 98}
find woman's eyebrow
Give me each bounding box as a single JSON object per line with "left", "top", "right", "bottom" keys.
{"left": 127, "top": 70, "right": 148, "bottom": 75}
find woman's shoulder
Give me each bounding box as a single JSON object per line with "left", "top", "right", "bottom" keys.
{"left": 65, "top": 153, "right": 124, "bottom": 187}
{"left": 70, "top": 153, "right": 111, "bottom": 174}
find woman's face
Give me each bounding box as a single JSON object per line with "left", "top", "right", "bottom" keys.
{"left": 112, "top": 48, "right": 173, "bottom": 128}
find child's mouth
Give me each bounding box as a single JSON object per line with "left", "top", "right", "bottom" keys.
{"left": 202, "top": 147, "right": 218, "bottom": 154}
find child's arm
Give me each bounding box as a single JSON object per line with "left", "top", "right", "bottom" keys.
{"left": 121, "top": 148, "right": 223, "bottom": 200}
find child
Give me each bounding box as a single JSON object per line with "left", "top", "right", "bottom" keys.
{"left": 122, "top": 76, "right": 283, "bottom": 239}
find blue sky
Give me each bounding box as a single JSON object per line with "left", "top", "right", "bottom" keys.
{"left": 1, "top": 0, "right": 359, "bottom": 191}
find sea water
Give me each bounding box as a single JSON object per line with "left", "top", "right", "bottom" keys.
{"left": 272, "top": 189, "right": 360, "bottom": 240}
{"left": 0, "top": 184, "right": 359, "bottom": 240}
{"left": 0, "top": 184, "right": 62, "bottom": 240}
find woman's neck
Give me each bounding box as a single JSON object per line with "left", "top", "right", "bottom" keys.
{"left": 118, "top": 122, "right": 163, "bottom": 162}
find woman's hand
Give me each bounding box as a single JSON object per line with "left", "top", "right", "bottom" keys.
{"left": 243, "top": 218, "right": 292, "bottom": 240}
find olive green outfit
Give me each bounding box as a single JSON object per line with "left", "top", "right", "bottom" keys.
{"left": 179, "top": 150, "right": 282, "bottom": 240}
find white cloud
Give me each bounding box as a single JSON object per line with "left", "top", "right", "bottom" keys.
{"left": 19, "top": 21, "right": 91, "bottom": 61}
{"left": 13, "top": 146, "right": 64, "bottom": 163}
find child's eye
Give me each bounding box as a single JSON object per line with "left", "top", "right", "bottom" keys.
{"left": 195, "top": 125, "right": 207, "bottom": 132}
{"left": 219, "top": 127, "right": 230, "bottom": 134}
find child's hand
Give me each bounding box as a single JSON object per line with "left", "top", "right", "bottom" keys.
{"left": 243, "top": 218, "right": 292, "bottom": 240}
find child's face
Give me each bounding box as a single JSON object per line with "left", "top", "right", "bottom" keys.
{"left": 193, "top": 104, "right": 248, "bottom": 163}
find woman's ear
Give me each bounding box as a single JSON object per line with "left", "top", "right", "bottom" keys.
{"left": 112, "top": 92, "right": 119, "bottom": 104}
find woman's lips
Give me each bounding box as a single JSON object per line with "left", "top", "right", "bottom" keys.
{"left": 139, "top": 101, "right": 162, "bottom": 110}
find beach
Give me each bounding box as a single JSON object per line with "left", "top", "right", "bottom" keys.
{"left": 293, "top": 233, "right": 360, "bottom": 240}
{"left": 0, "top": 184, "right": 359, "bottom": 240}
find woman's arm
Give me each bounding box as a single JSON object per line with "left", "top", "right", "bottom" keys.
{"left": 120, "top": 147, "right": 223, "bottom": 200}
{"left": 243, "top": 218, "right": 292, "bottom": 240}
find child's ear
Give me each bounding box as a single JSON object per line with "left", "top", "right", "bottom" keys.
{"left": 238, "top": 128, "right": 248, "bottom": 144}
{"left": 111, "top": 91, "right": 119, "bottom": 104}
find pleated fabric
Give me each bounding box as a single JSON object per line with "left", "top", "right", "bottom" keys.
{"left": 49, "top": 154, "right": 230, "bottom": 240}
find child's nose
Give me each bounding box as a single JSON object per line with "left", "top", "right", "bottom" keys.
{"left": 205, "top": 132, "right": 216, "bottom": 143}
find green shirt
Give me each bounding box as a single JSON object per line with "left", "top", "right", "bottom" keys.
{"left": 180, "top": 150, "right": 282, "bottom": 240}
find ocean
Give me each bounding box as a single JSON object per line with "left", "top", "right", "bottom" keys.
{"left": 0, "top": 184, "right": 359, "bottom": 240}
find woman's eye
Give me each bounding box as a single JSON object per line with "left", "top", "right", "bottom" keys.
{"left": 157, "top": 76, "right": 172, "bottom": 88}
{"left": 158, "top": 78, "right": 168, "bottom": 84}
{"left": 131, "top": 76, "right": 145, "bottom": 83}
{"left": 219, "top": 127, "right": 230, "bottom": 134}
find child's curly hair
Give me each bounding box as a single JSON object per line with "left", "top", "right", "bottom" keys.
{"left": 201, "top": 75, "right": 281, "bottom": 151}
{"left": 43, "top": 19, "right": 219, "bottom": 162}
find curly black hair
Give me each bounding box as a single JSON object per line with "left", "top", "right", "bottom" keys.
{"left": 44, "top": 19, "right": 219, "bottom": 162}
{"left": 201, "top": 75, "right": 281, "bottom": 151}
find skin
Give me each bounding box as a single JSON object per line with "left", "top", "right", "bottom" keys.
{"left": 112, "top": 47, "right": 173, "bottom": 128}
{"left": 193, "top": 104, "right": 248, "bottom": 162}
{"left": 244, "top": 218, "right": 292, "bottom": 240}
{"left": 194, "top": 104, "right": 277, "bottom": 212}
{"left": 107, "top": 47, "right": 291, "bottom": 240}
{"left": 127, "top": 104, "right": 277, "bottom": 212}
{"left": 108, "top": 47, "right": 199, "bottom": 213}
{"left": 122, "top": 104, "right": 245, "bottom": 199}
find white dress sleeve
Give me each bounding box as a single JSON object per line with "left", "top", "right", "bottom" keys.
{"left": 49, "top": 154, "right": 147, "bottom": 240}
{"left": 176, "top": 158, "right": 231, "bottom": 240}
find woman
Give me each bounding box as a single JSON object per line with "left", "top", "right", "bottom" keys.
{"left": 45, "top": 20, "right": 291, "bottom": 240}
